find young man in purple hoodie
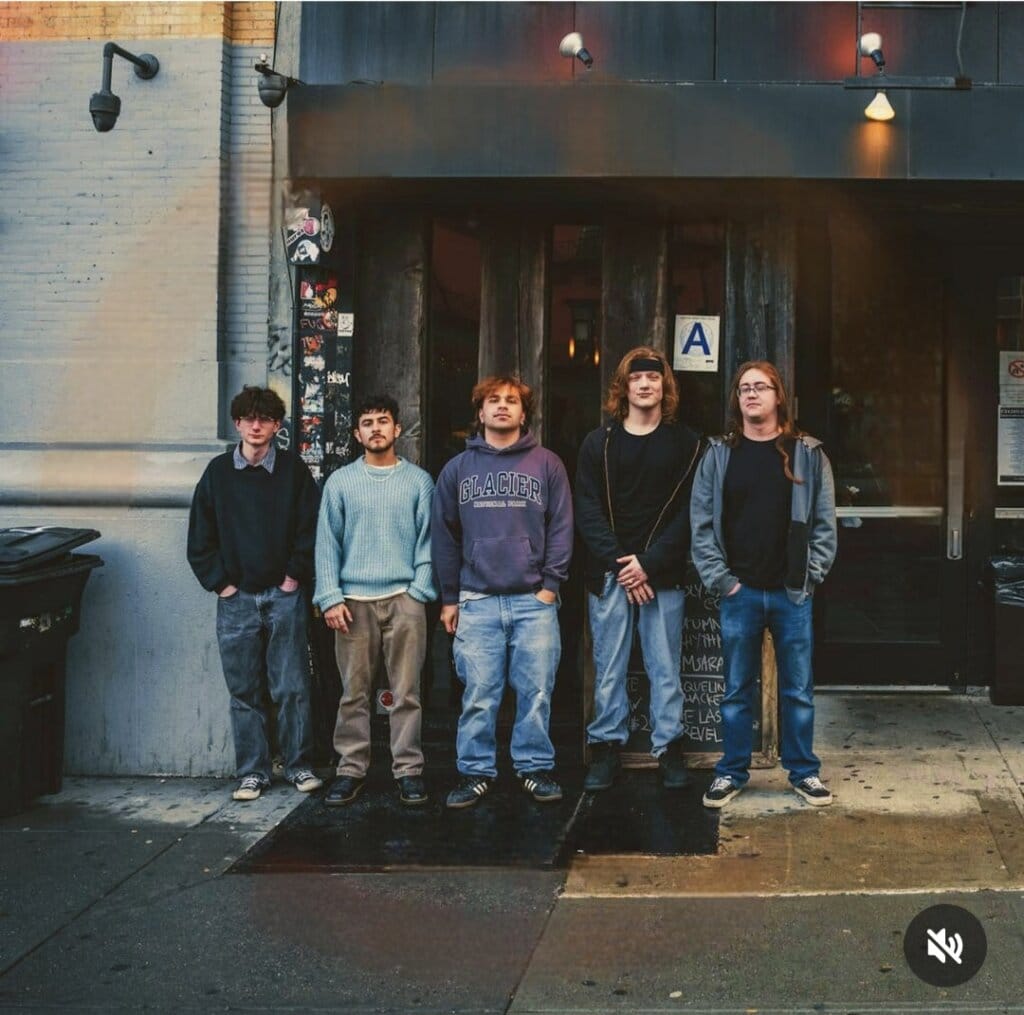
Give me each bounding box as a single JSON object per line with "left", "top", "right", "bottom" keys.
{"left": 432, "top": 376, "right": 574, "bottom": 809}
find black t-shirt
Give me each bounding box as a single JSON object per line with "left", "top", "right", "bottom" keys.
{"left": 723, "top": 436, "right": 793, "bottom": 589}
{"left": 608, "top": 423, "right": 687, "bottom": 555}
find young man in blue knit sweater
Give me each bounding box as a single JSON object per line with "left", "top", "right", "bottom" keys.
{"left": 314, "top": 395, "right": 437, "bottom": 807}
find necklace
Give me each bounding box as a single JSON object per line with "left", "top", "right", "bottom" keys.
{"left": 363, "top": 460, "right": 401, "bottom": 482}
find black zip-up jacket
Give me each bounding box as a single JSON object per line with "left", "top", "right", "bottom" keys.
{"left": 574, "top": 420, "right": 703, "bottom": 595}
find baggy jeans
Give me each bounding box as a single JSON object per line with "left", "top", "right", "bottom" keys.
{"left": 716, "top": 584, "right": 820, "bottom": 786}
{"left": 333, "top": 593, "right": 426, "bottom": 778}
{"left": 215, "top": 586, "right": 315, "bottom": 783}
{"left": 452, "top": 593, "right": 561, "bottom": 778}
{"left": 586, "top": 572, "right": 686, "bottom": 756}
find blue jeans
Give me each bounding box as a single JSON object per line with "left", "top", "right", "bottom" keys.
{"left": 452, "top": 593, "right": 561, "bottom": 777}
{"left": 717, "top": 584, "right": 820, "bottom": 786}
{"left": 587, "top": 573, "right": 685, "bottom": 756}
{"left": 215, "top": 586, "right": 315, "bottom": 782}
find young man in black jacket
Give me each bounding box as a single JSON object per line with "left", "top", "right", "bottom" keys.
{"left": 575, "top": 346, "right": 702, "bottom": 791}
{"left": 187, "top": 386, "right": 322, "bottom": 802}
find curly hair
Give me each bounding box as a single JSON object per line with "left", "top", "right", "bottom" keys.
{"left": 353, "top": 394, "right": 400, "bottom": 428}
{"left": 229, "top": 386, "right": 286, "bottom": 422}
{"left": 602, "top": 345, "right": 679, "bottom": 423}
{"left": 471, "top": 375, "right": 534, "bottom": 433}
{"left": 725, "top": 360, "right": 804, "bottom": 484}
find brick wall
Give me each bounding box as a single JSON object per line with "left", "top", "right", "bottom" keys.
{"left": 0, "top": 2, "right": 274, "bottom": 44}
{"left": 0, "top": 2, "right": 278, "bottom": 775}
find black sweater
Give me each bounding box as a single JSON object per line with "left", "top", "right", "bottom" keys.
{"left": 187, "top": 448, "right": 321, "bottom": 594}
{"left": 575, "top": 420, "right": 702, "bottom": 594}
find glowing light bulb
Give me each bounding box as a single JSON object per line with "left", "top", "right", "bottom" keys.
{"left": 864, "top": 90, "right": 895, "bottom": 121}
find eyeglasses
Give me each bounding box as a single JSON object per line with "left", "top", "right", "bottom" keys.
{"left": 239, "top": 414, "right": 277, "bottom": 425}
{"left": 737, "top": 382, "right": 777, "bottom": 396}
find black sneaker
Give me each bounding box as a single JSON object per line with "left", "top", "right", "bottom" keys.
{"left": 397, "top": 775, "right": 429, "bottom": 807}
{"left": 446, "top": 775, "right": 493, "bottom": 809}
{"left": 325, "top": 775, "right": 365, "bottom": 807}
{"left": 583, "top": 741, "right": 621, "bottom": 792}
{"left": 658, "top": 740, "right": 690, "bottom": 790}
{"left": 518, "top": 771, "right": 563, "bottom": 803}
{"left": 702, "top": 775, "right": 743, "bottom": 809}
{"left": 793, "top": 775, "right": 833, "bottom": 807}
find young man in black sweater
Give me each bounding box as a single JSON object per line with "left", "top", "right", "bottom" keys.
{"left": 575, "top": 346, "right": 703, "bottom": 792}
{"left": 187, "top": 386, "right": 322, "bottom": 801}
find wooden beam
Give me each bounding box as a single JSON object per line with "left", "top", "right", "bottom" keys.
{"left": 355, "top": 216, "right": 429, "bottom": 465}
{"left": 478, "top": 221, "right": 548, "bottom": 441}
{"left": 600, "top": 223, "right": 669, "bottom": 393}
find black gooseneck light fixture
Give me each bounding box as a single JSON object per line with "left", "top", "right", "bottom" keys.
{"left": 89, "top": 42, "right": 160, "bottom": 132}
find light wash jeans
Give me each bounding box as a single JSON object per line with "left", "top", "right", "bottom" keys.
{"left": 717, "top": 584, "right": 820, "bottom": 786}
{"left": 586, "top": 572, "right": 686, "bottom": 756}
{"left": 215, "top": 585, "right": 315, "bottom": 783}
{"left": 452, "top": 593, "right": 561, "bottom": 778}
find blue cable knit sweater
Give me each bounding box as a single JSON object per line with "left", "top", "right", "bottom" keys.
{"left": 313, "top": 457, "right": 437, "bottom": 611}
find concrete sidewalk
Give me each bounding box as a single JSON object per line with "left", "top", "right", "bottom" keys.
{"left": 2, "top": 692, "right": 1024, "bottom": 1013}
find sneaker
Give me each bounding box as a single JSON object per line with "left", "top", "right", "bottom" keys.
{"left": 583, "top": 741, "right": 621, "bottom": 792}
{"left": 446, "top": 775, "right": 493, "bottom": 810}
{"left": 289, "top": 769, "right": 324, "bottom": 793}
{"left": 658, "top": 740, "right": 690, "bottom": 790}
{"left": 232, "top": 774, "right": 267, "bottom": 801}
{"left": 518, "top": 771, "right": 563, "bottom": 803}
{"left": 325, "top": 775, "right": 365, "bottom": 807}
{"left": 702, "top": 775, "right": 743, "bottom": 809}
{"left": 397, "top": 775, "right": 429, "bottom": 806}
{"left": 793, "top": 775, "right": 833, "bottom": 807}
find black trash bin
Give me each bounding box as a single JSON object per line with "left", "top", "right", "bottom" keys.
{"left": 990, "top": 555, "right": 1024, "bottom": 706}
{"left": 0, "top": 527, "right": 103, "bottom": 817}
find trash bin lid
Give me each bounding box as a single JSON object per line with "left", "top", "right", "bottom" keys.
{"left": 0, "top": 551, "right": 103, "bottom": 587}
{"left": 0, "top": 527, "right": 101, "bottom": 574}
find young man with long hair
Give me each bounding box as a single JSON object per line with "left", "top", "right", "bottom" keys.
{"left": 691, "top": 361, "right": 837, "bottom": 808}
{"left": 576, "top": 346, "right": 703, "bottom": 791}
{"left": 432, "top": 375, "right": 573, "bottom": 808}
{"left": 187, "top": 386, "right": 322, "bottom": 802}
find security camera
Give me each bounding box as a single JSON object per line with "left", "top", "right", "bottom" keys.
{"left": 89, "top": 90, "right": 121, "bottom": 132}
{"left": 559, "top": 32, "right": 594, "bottom": 70}
{"left": 257, "top": 71, "right": 289, "bottom": 109}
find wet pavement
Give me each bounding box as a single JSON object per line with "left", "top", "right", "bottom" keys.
{"left": 3, "top": 691, "right": 1024, "bottom": 1012}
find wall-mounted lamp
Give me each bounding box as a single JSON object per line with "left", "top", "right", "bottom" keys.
{"left": 255, "top": 54, "right": 303, "bottom": 109}
{"left": 844, "top": 16, "right": 971, "bottom": 122}
{"left": 89, "top": 42, "right": 159, "bottom": 132}
{"left": 858, "top": 33, "right": 894, "bottom": 121}
{"left": 559, "top": 32, "right": 594, "bottom": 71}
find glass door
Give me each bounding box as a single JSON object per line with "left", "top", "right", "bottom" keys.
{"left": 804, "top": 215, "right": 967, "bottom": 686}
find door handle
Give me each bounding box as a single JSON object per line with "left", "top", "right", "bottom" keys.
{"left": 948, "top": 527, "right": 962, "bottom": 560}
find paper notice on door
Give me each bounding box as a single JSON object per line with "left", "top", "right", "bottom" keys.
{"left": 998, "top": 405, "right": 1024, "bottom": 485}
{"left": 999, "top": 351, "right": 1024, "bottom": 406}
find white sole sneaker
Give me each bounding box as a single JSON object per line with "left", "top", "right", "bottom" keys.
{"left": 293, "top": 775, "right": 323, "bottom": 793}
{"left": 702, "top": 783, "right": 742, "bottom": 809}
{"left": 232, "top": 785, "right": 263, "bottom": 801}
{"left": 793, "top": 784, "right": 833, "bottom": 807}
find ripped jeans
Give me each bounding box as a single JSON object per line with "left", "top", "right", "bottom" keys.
{"left": 452, "top": 593, "right": 561, "bottom": 777}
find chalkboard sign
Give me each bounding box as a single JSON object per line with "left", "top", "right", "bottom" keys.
{"left": 584, "top": 566, "right": 778, "bottom": 769}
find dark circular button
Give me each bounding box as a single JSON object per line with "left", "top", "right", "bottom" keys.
{"left": 903, "top": 904, "right": 987, "bottom": 986}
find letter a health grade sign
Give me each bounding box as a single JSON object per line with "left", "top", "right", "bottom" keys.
{"left": 674, "top": 315, "right": 720, "bottom": 373}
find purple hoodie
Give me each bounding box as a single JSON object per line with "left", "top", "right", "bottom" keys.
{"left": 431, "top": 429, "right": 574, "bottom": 605}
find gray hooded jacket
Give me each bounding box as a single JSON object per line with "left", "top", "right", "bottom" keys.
{"left": 690, "top": 434, "right": 837, "bottom": 605}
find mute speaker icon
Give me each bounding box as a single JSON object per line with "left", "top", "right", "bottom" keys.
{"left": 926, "top": 927, "right": 964, "bottom": 965}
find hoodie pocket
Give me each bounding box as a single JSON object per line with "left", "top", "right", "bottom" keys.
{"left": 469, "top": 537, "right": 536, "bottom": 592}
